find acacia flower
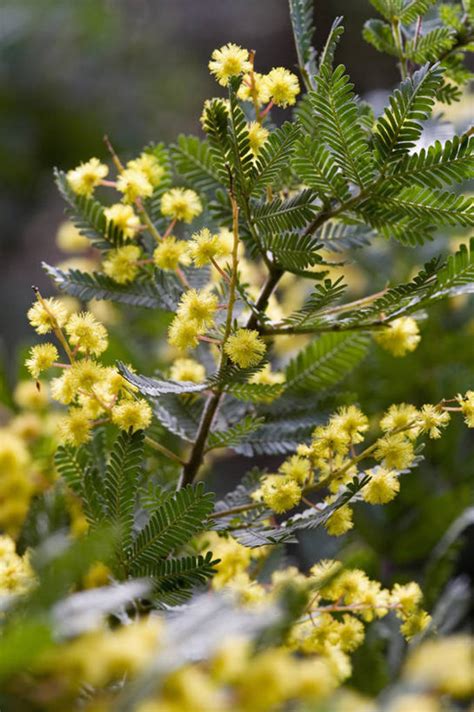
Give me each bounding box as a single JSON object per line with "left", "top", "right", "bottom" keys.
{"left": 153, "top": 237, "right": 188, "bottom": 270}
{"left": 177, "top": 289, "right": 218, "bottom": 328}
{"left": 103, "top": 245, "right": 141, "bottom": 284}
{"left": 418, "top": 404, "right": 450, "bottom": 439}
{"left": 279, "top": 455, "right": 311, "bottom": 485}
{"left": 111, "top": 399, "right": 152, "bottom": 432}
{"left": 66, "top": 158, "right": 108, "bottom": 197}
{"left": 65, "top": 312, "right": 109, "bottom": 356}
{"left": 237, "top": 71, "right": 271, "bottom": 105}
{"left": 374, "top": 433, "right": 415, "bottom": 470}
{"left": 58, "top": 408, "right": 92, "bottom": 446}
{"left": 161, "top": 188, "right": 202, "bottom": 223}
{"left": 56, "top": 221, "right": 89, "bottom": 253}
{"left": 25, "top": 343, "right": 58, "bottom": 379}
{"left": 458, "top": 390, "right": 474, "bottom": 427}
{"left": 263, "top": 67, "right": 300, "bottom": 107}
{"left": 103, "top": 204, "right": 140, "bottom": 238}
{"left": 169, "top": 358, "right": 206, "bottom": 383}
{"left": 324, "top": 505, "right": 354, "bottom": 536}
{"left": 168, "top": 317, "right": 201, "bottom": 351}
{"left": 208, "top": 43, "right": 252, "bottom": 86}
{"left": 127, "top": 152, "right": 165, "bottom": 187}
{"left": 247, "top": 122, "right": 269, "bottom": 157}
{"left": 188, "top": 228, "right": 227, "bottom": 267}
{"left": 224, "top": 329, "right": 266, "bottom": 368}
{"left": 374, "top": 317, "right": 421, "bottom": 357}
{"left": 116, "top": 168, "right": 153, "bottom": 202}
{"left": 261, "top": 475, "right": 302, "bottom": 513}
{"left": 362, "top": 467, "right": 400, "bottom": 504}
{"left": 27, "top": 298, "right": 69, "bottom": 335}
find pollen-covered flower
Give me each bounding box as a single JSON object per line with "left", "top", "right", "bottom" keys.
{"left": 103, "top": 204, "right": 140, "bottom": 238}
{"left": 170, "top": 358, "right": 206, "bottom": 383}
{"left": 56, "top": 221, "right": 90, "bottom": 253}
{"left": 153, "top": 237, "right": 187, "bottom": 270}
{"left": 418, "top": 404, "right": 450, "bottom": 439}
{"left": 224, "top": 329, "right": 266, "bottom": 368}
{"left": 279, "top": 455, "right": 311, "bottom": 485}
{"left": 263, "top": 67, "right": 300, "bottom": 107}
{"left": 27, "top": 297, "right": 69, "bottom": 335}
{"left": 208, "top": 43, "right": 251, "bottom": 86}
{"left": 25, "top": 343, "right": 58, "bottom": 379}
{"left": 400, "top": 610, "right": 431, "bottom": 640}
{"left": 374, "top": 433, "right": 415, "bottom": 470}
{"left": 391, "top": 582, "right": 423, "bottom": 617}
{"left": 69, "top": 359, "right": 107, "bottom": 392}
{"left": 188, "top": 228, "right": 227, "bottom": 267}
{"left": 458, "top": 390, "right": 474, "bottom": 427}
{"left": 58, "top": 408, "right": 92, "bottom": 446}
{"left": 111, "top": 398, "right": 152, "bottom": 432}
{"left": 380, "top": 403, "right": 420, "bottom": 439}
{"left": 237, "top": 72, "right": 271, "bottom": 105}
{"left": 177, "top": 289, "right": 218, "bottom": 328}
{"left": 362, "top": 467, "right": 400, "bottom": 504}
{"left": 127, "top": 152, "right": 165, "bottom": 188}
{"left": 311, "top": 423, "right": 351, "bottom": 460}
{"left": 247, "top": 122, "right": 269, "bottom": 157}
{"left": 374, "top": 317, "right": 421, "bottom": 357}
{"left": 103, "top": 245, "right": 141, "bottom": 284}
{"left": 66, "top": 158, "right": 108, "bottom": 197}
{"left": 14, "top": 380, "right": 48, "bottom": 410}
{"left": 116, "top": 168, "right": 153, "bottom": 203}
{"left": 324, "top": 505, "right": 354, "bottom": 536}
{"left": 161, "top": 188, "right": 202, "bottom": 223}
{"left": 330, "top": 405, "right": 369, "bottom": 444}
{"left": 50, "top": 371, "right": 76, "bottom": 404}
{"left": 249, "top": 364, "right": 285, "bottom": 387}
{"left": 262, "top": 475, "right": 302, "bottom": 513}
{"left": 65, "top": 312, "right": 108, "bottom": 356}
{"left": 168, "top": 317, "right": 201, "bottom": 352}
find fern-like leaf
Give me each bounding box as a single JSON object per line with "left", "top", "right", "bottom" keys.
{"left": 289, "top": 0, "right": 317, "bottom": 87}
{"left": 149, "top": 552, "right": 219, "bottom": 606}
{"left": 371, "top": 185, "right": 474, "bottom": 227}
{"left": 262, "top": 231, "right": 323, "bottom": 272}
{"left": 292, "top": 135, "right": 351, "bottom": 202}
{"left": 206, "top": 415, "right": 266, "bottom": 452}
{"left": 171, "top": 135, "right": 223, "bottom": 193}
{"left": 284, "top": 332, "right": 370, "bottom": 392}
{"left": 251, "top": 189, "right": 318, "bottom": 233}
{"left": 118, "top": 363, "right": 208, "bottom": 397}
{"left": 250, "top": 122, "right": 301, "bottom": 195}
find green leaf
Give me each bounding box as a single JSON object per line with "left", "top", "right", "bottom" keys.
{"left": 226, "top": 382, "right": 285, "bottom": 403}
{"left": 285, "top": 332, "right": 370, "bottom": 392}
{"left": 292, "top": 135, "right": 351, "bottom": 202}
{"left": 152, "top": 393, "right": 204, "bottom": 442}
{"left": 150, "top": 552, "right": 219, "bottom": 606}
{"left": 388, "top": 134, "right": 474, "bottom": 190}
{"left": 251, "top": 189, "right": 318, "bottom": 233}
{"left": 250, "top": 122, "right": 301, "bottom": 195}
{"left": 118, "top": 362, "right": 208, "bottom": 396}
{"left": 318, "top": 16, "right": 345, "bottom": 72}
{"left": 206, "top": 415, "right": 266, "bottom": 451}
{"left": 310, "top": 64, "right": 375, "bottom": 187}
{"left": 405, "top": 27, "right": 456, "bottom": 63}
{"left": 363, "top": 19, "right": 398, "bottom": 55}
{"left": 282, "top": 277, "right": 347, "bottom": 327}
{"left": 227, "top": 78, "right": 254, "bottom": 193}
{"left": 399, "top": 0, "right": 437, "bottom": 24}
{"left": 316, "top": 220, "right": 373, "bottom": 252}
{"left": 373, "top": 63, "right": 444, "bottom": 167}
{"left": 104, "top": 430, "right": 144, "bottom": 547}
{"left": 372, "top": 185, "right": 474, "bottom": 227}
{"left": 55, "top": 170, "right": 128, "bottom": 251}
{"left": 262, "top": 231, "right": 323, "bottom": 272}
{"left": 44, "top": 263, "right": 181, "bottom": 311}
{"left": 128, "top": 483, "right": 214, "bottom": 572}
{"left": 54, "top": 446, "right": 106, "bottom": 526}
{"left": 289, "top": 0, "right": 317, "bottom": 87}
{"left": 171, "top": 134, "right": 223, "bottom": 193}
{"left": 203, "top": 99, "right": 232, "bottom": 186}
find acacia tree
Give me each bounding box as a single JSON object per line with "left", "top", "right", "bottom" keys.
{"left": 0, "top": 1, "right": 473, "bottom": 710}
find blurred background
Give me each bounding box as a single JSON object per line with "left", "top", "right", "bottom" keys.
{"left": 0, "top": 0, "right": 402, "bottom": 353}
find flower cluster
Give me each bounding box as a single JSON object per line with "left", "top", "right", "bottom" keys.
{"left": 26, "top": 295, "right": 151, "bottom": 446}
{"left": 0, "top": 535, "right": 33, "bottom": 595}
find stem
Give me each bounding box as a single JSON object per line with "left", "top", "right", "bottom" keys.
{"left": 210, "top": 258, "right": 231, "bottom": 283}
{"left": 392, "top": 18, "right": 407, "bottom": 79}
{"left": 145, "top": 436, "right": 186, "bottom": 465}
{"left": 32, "top": 287, "right": 75, "bottom": 363}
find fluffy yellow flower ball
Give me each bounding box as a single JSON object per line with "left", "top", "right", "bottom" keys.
{"left": 362, "top": 468, "right": 400, "bottom": 504}
{"left": 374, "top": 317, "right": 421, "bottom": 357}
{"left": 188, "top": 228, "right": 227, "bottom": 267}
{"left": 25, "top": 343, "right": 58, "bottom": 379}
{"left": 153, "top": 237, "right": 187, "bottom": 270}
{"left": 169, "top": 358, "right": 206, "bottom": 383}
{"left": 177, "top": 289, "right": 218, "bottom": 328}
{"left": 104, "top": 203, "right": 140, "bottom": 238}
{"left": 127, "top": 152, "right": 165, "bottom": 188}
{"left": 324, "top": 505, "right": 354, "bottom": 536}
{"left": 224, "top": 328, "right": 266, "bottom": 368}
{"left": 168, "top": 317, "right": 201, "bottom": 352}
{"left": 247, "top": 122, "right": 269, "bottom": 157}
{"left": 208, "top": 43, "right": 252, "bottom": 86}
{"left": 161, "top": 188, "right": 202, "bottom": 223}
{"left": 261, "top": 475, "right": 302, "bottom": 513}
{"left": 66, "top": 157, "right": 108, "bottom": 197}
{"left": 56, "top": 220, "right": 90, "bottom": 253}
{"left": 116, "top": 168, "right": 153, "bottom": 203}
{"left": 111, "top": 398, "right": 152, "bottom": 432}
{"left": 65, "top": 312, "right": 109, "bottom": 356}
{"left": 58, "top": 408, "right": 92, "bottom": 446}
{"left": 27, "top": 297, "right": 69, "bottom": 335}
{"left": 103, "top": 245, "right": 141, "bottom": 284}
{"left": 263, "top": 67, "right": 300, "bottom": 107}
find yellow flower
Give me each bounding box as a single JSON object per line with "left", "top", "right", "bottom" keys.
{"left": 374, "top": 433, "right": 415, "bottom": 470}
{"left": 127, "top": 152, "right": 165, "bottom": 187}
{"left": 374, "top": 317, "right": 421, "bottom": 357}
{"left": 224, "top": 328, "right": 266, "bottom": 368}
{"left": 103, "top": 203, "right": 140, "bottom": 238}
{"left": 65, "top": 312, "right": 108, "bottom": 356}
{"left": 263, "top": 67, "right": 300, "bottom": 107}
{"left": 400, "top": 610, "right": 431, "bottom": 640}
{"left": 330, "top": 405, "right": 369, "bottom": 444}
{"left": 153, "top": 237, "right": 187, "bottom": 270}
{"left": 208, "top": 43, "right": 251, "bottom": 86}
{"left": 205, "top": 532, "right": 251, "bottom": 588}
{"left": 324, "top": 505, "right": 354, "bottom": 536}
{"left": 66, "top": 157, "right": 108, "bottom": 197}
{"left": 112, "top": 399, "right": 152, "bottom": 432}
{"left": 391, "top": 581, "right": 423, "bottom": 618}
{"left": 0, "top": 541, "right": 33, "bottom": 595}
{"left": 237, "top": 72, "right": 271, "bottom": 105}
{"left": 56, "top": 220, "right": 90, "bottom": 253}
{"left": 336, "top": 614, "right": 365, "bottom": 653}
{"left": 279, "top": 455, "right": 311, "bottom": 485}
{"left": 418, "top": 404, "right": 450, "bottom": 439}
{"left": 103, "top": 245, "right": 141, "bottom": 284}
{"left": 380, "top": 403, "right": 420, "bottom": 439}
{"left": 404, "top": 634, "right": 474, "bottom": 697}
{"left": 188, "top": 228, "right": 226, "bottom": 267}
{"left": 177, "top": 289, "right": 218, "bottom": 328}
{"left": 249, "top": 364, "right": 285, "bottom": 386}
{"left": 311, "top": 423, "right": 351, "bottom": 460}
{"left": 261, "top": 475, "right": 302, "bottom": 513}
{"left": 458, "top": 390, "right": 474, "bottom": 427}
{"left": 247, "top": 121, "right": 269, "bottom": 157}
{"left": 58, "top": 408, "right": 92, "bottom": 446}
{"left": 169, "top": 358, "right": 206, "bottom": 383}
{"left": 50, "top": 371, "right": 76, "bottom": 404}
{"left": 161, "top": 188, "right": 202, "bottom": 223}
{"left": 362, "top": 467, "right": 400, "bottom": 504}
{"left": 27, "top": 297, "right": 69, "bottom": 335}
{"left": 69, "top": 359, "right": 107, "bottom": 392}
{"left": 116, "top": 168, "right": 153, "bottom": 202}
{"left": 14, "top": 380, "right": 48, "bottom": 410}
{"left": 25, "top": 343, "right": 58, "bottom": 379}
{"left": 168, "top": 317, "right": 201, "bottom": 352}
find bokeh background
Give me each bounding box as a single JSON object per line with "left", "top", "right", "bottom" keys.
{"left": 0, "top": 0, "right": 402, "bottom": 355}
